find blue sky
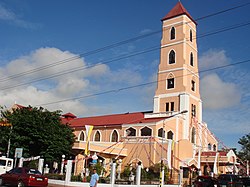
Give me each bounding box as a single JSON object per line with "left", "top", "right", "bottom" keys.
{"left": 0, "top": 0, "right": 249, "bottom": 150}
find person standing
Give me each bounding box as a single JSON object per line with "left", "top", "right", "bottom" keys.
{"left": 90, "top": 168, "right": 99, "bottom": 187}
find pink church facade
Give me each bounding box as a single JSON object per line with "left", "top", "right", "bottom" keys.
{"left": 60, "top": 2, "right": 239, "bottom": 184}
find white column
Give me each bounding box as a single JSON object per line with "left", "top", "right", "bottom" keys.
{"left": 160, "top": 167, "right": 165, "bottom": 187}
{"left": 153, "top": 96, "right": 160, "bottom": 113}
{"left": 199, "top": 100, "right": 203, "bottom": 122}
{"left": 110, "top": 161, "right": 116, "bottom": 187}
{"left": 38, "top": 158, "right": 44, "bottom": 174}
{"left": 60, "top": 155, "right": 65, "bottom": 175}
{"left": 136, "top": 163, "right": 142, "bottom": 186}
{"left": 18, "top": 157, "right": 24, "bottom": 167}
{"left": 65, "top": 160, "right": 73, "bottom": 185}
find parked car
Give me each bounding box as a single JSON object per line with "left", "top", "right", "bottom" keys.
{"left": 218, "top": 174, "right": 243, "bottom": 187}
{"left": 0, "top": 167, "right": 48, "bottom": 187}
{"left": 239, "top": 176, "right": 250, "bottom": 187}
{"left": 193, "top": 175, "right": 218, "bottom": 187}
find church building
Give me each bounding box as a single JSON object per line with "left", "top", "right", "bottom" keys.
{"left": 60, "top": 2, "right": 239, "bottom": 184}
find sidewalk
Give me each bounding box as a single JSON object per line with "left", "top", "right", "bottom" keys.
{"left": 48, "top": 179, "right": 180, "bottom": 187}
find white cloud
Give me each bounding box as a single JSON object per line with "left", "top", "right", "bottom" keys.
{"left": 201, "top": 73, "right": 241, "bottom": 109}
{"left": 54, "top": 79, "right": 89, "bottom": 97}
{"left": 0, "top": 47, "right": 146, "bottom": 116}
{"left": 0, "top": 4, "right": 16, "bottom": 20}
{"left": 199, "top": 49, "right": 230, "bottom": 70}
{"left": 0, "top": 4, "right": 41, "bottom": 29}
{"left": 0, "top": 86, "right": 88, "bottom": 116}
{"left": 140, "top": 29, "right": 152, "bottom": 35}
{"left": 0, "top": 47, "right": 112, "bottom": 116}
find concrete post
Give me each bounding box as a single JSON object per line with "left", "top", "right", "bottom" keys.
{"left": 18, "top": 157, "right": 23, "bottom": 167}
{"left": 65, "top": 160, "right": 73, "bottom": 185}
{"left": 38, "top": 158, "right": 44, "bottom": 174}
{"left": 117, "top": 159, "right": 122, "bottom": 180}
{"left": 60, "top": 155, "right": 65, "bottom": 175}
{"left": 160, "top": 168, "right": 165, "bottom": 187}
{"left": 110, "top": 160, "right": 116, "bottom": 186}
{"left": 136, "top": 162, "right": 142, "bottom": 186}
{"left": 179, "top": 166, "right": 183, "bottom": 187}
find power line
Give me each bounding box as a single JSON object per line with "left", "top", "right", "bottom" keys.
{"left": 35, "top": 58, "right": 250, "bottom": 107}
{"left": 0, "top": 2, "right": 249, "bottom": 82}
{"left": 1, "top": 20, "right": 250, "bottom": 91}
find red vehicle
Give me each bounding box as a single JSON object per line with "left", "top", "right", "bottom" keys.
{"left": 0, "top": 167, "right": 48, "bottom": 187}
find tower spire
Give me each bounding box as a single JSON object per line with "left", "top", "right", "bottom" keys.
{"left": 161, "top": 1, "right": 197, "bottom": 25}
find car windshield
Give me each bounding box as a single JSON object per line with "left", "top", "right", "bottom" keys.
{"left": 25, "top": 168, "right": 41, "bottom": 175}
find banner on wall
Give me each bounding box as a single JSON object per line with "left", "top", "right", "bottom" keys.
{"left": 84, "top": 125, "right": 94, "bottom": 155}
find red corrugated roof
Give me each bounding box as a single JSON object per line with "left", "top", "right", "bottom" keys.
{"left": 62, "top": 111, "right": 165, "bottom": 127}
{"left": 15, "top": 104, "right": 26, "bottom": 108}
{"left": 62, "top": 112, "right": 77, "bottom": 118}
{"left": 162, "top": 2, "right": 197, "bottom": 25}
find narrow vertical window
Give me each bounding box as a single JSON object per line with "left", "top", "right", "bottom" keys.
{"left": 190, "top": 30, "right": 193, "bottom": 42}
{"left": 166, "top": 102, "right": 170, "bottom": 112}
{"left": 170, "top": 102, "right": 174, "bottom": 111}
{"left": 191, "top": 104, "right": 196, "bottom": 117}
{"left": 190, "top": 52, "right": 194, "bottom": 66}
{"left": 169, "top": 50, "right": 175, "bottom": 64}
{"left": 213, "top": 144, "right": 217, "bottom": 151}
{"left": 208, "top": 143, "right": 211, "bottom": 150}
{"left": 167, "top": 78, "right": 175, "bottom": 89}
{"left": 191, "top": 80, "right": 195, "bottom": 91}
{"left": 170, "top": 27, "right": 175, "bottom": 40}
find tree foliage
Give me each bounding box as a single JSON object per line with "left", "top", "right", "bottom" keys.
{"left": 238, "top": 133, "right": 250, "bottom": 161}
{"left": 0, "top": 106, "right": 75, "bottom": 162}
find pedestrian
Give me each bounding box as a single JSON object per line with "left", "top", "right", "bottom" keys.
{"left": 89, "top": 168, "right": 99, "bottom": 187}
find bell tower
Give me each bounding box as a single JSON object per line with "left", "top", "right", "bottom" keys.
{"left": 153, "top": 2, "right": 202, "bottom": 139}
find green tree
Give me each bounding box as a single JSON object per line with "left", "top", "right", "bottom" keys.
{"left": 238, "top": 133, "right": 250, "bottom": 161}
{"left": 0, "top": 106, "right": 75, "bottom": 162}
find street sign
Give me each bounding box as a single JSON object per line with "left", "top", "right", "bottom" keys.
{"left": 14, "top": 148, "right": 23, "bottom": 158}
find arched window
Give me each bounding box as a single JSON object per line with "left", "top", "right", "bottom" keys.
{"left": 191, "top": 127, "right": 196, "bottom": 143}
{"left": 126, "top": 127, "right": 136, "bottom": 136}
{"left": 170, "top": 27, "right": 175, "bottom": 40}
{"left": 158, "top": 128, "right": 165, "bottom": 138}
{"left": 111, "top": 130, "right": 119, "bottom": 142}
{"left": 213, "top": 144, "right": 217, "bottom": 151}
{"left": 167, "top": 131, "right": 173, "bottom": 140}
{"left": 141, "top": 127, "right": 152, "bottom": 136}
{"left": 169, "top": 50, "right": 175, "bottom": 64}
{"left": 190, "top": 30, "right": 193, "bottom": 42}
{"left": 190, "top": 52, "right": 194, "bottom": 66}
{"left": 208, "top": 143, "right": 211, "bottom": 150}
{"left": 94, "top": 131, "right": 101, "bottom": 142}
{"left": 79, "top": 131, "right": 84, "bottom": 141}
